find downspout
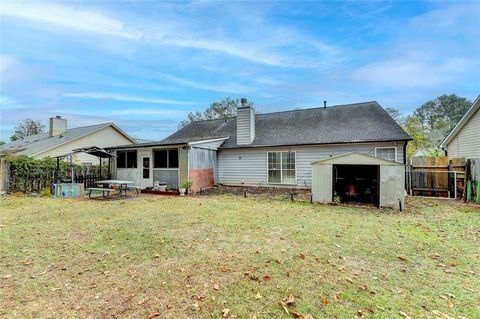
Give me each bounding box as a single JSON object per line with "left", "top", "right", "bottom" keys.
{"left": 403, "top": 141, "right": 408, "bottom": 191}
{"left": 187, "top": 146, "right": 190, "bottom": 182}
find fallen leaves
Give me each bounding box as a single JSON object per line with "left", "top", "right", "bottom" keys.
{"left": 432, "top": 310, "right": 456, "bottom": 319}
{"left": 284, "top": 294, "right": 295, "bottom": 306}
{"left": 147, "top": 311, "right": 161, "bottom": 319}
{"left": 291, "top": 311, "right": 314, "bottom": 319}
{"left": 321, "top": 296, "right": 329, "bottom": 305}
{"left": 279, "top": 294, "right": 313, "bottom": 318}
{"left": 222, "top": 308, "right": 230, "bottom": 317}
{"left": 399, "top": 311, "right": 412, "bottom": 319}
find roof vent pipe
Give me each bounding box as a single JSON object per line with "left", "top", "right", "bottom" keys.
{"left": 240, "top": 97, "right": 248, "bottom": 108}
{"left": 324, "top": 101, "right": 327, "bottom": 109}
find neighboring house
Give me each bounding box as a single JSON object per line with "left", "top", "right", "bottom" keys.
{"left": 0, "top": 116, "right": 136, "bottom": 164}
{"left": 440, "top": 95, "right": 480, "bottom": 159}
{"left": 108, "top": 99, "right": 411, "bottom": 207}
{"left": 411, "top": 147, "right": 440, "bottom": 158}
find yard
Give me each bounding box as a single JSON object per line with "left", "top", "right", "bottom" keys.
{"left": 0, "top": 194, "right": 478, "bottom": 318}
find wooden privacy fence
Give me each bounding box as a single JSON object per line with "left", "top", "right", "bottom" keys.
{"left": 407, "top": 156, "right": 465, "bottom": 198}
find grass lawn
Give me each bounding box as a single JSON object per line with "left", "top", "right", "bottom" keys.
{"left": 0, "top": 194, "right": 479, "bottom": 318}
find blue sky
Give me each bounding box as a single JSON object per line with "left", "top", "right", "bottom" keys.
{"left": 0, "top": 0, "right": 479, "bottom": 141}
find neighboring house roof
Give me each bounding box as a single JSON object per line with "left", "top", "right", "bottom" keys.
{"left": 133, "top": 137, "right": 155, "bottom": 143}
{"left": 412, "top": 147, "right": 437, "bottom": 157}
{"left": 440, "top": 95, "right": 480, "bottom": 148}
{"left": 162, "top": 101, "right": 411, "bottom": 148}
{"left": 0, "top": 123, "right": 136, "bottom": 157}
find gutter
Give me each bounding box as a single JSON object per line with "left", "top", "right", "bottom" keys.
{"left": 219, "top": 138, "right": 413, "bottom": 150}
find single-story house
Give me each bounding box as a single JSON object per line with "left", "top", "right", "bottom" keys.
{"left": 440, "top": 95, "right": 480, "bottom": 159}
{"left": 0, "top": 116, "right": 136, "bottom": 164}
{"left": 108, "top": 99, "right": 411, "bottom": 207}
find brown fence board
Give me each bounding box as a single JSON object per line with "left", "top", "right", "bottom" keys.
{"left": 409, "top": 156, "right": 464, "bottom": 198}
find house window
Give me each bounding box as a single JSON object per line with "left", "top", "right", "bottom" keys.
{"left": 375, "top": 147, "right": 397, "bottom": 162}
{"left": 117, "top": 150, "right": 137, "bottom": 168}
{"left": 153, "top": 149, "right": 179, "bottom": 168}
{"left": 268, "top": 151, "right": 296, "bottom": 184}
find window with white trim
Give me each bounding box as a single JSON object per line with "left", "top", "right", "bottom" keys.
{"left": 268, "top": 151, "right": 296, "bottom": 184}
{"left": 375, "top": 147, "right": 396, "bottom": 162}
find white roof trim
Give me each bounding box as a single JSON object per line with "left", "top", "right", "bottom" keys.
{"left": 32, "top": 123, "right": 136, "bottom": 157}
{"left": 187, "top": 137, "right": 229, "bottom": 146}
{"left": 441, "top": 95, "right": 480, "bottom": 148}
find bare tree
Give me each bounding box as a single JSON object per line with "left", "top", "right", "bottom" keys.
{"left": 385, "top": 107, "right": 404, "bottom": 125}
{"left": 179, "top": 97, "right": 253, "bottom": 128}
{"left": 10, "top": 119, "right": 45, "bottom": 141}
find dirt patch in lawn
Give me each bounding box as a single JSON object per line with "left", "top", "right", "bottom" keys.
{"left": 65, "top": 230, "right": 92, "bottom": 243}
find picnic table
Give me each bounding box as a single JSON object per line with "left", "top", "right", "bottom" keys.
{"left": 86, "top": 180, "right": 136, "bottom": 199}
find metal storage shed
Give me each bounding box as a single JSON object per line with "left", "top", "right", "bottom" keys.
{"left": 312, "top": 152, "right": 405, "bottom": 210}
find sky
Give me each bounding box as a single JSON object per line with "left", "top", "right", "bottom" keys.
{"left": 0, "top": 0, "right": 479, "bottom": 141}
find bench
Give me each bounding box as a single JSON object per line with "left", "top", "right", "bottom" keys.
{"left": 86, "top": 187, "right": 116, "bottom": 199}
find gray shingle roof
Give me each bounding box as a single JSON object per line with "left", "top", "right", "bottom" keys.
{"left": 0, "top": 123, "right": 115, "bottom": 156}
{"left": 160, "top": 101, "right": 411, "bottom": 148}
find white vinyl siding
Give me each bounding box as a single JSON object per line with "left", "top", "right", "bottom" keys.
{"left": 236, "top": 107, "right": 255, "bottom": 145}
{"left": 447, "top": 107, "right": 480, "bottom": 159}
{"left": 218, "top": 142, "right": 405, "bottom": 187}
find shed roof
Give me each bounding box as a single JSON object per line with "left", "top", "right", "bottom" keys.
{"left": 161, "top": 101, "right": 411, "bottom": 148}
{"left": 312, "top": 152, "right": 403, "bottom": 166}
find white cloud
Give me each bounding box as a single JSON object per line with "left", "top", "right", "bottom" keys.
{"left": 155, "top": 72, "right": 253, "bottom": 93}
{"left": 0, "top": 95, "right": 19, "bottom": 107}
{"left": 0, "top": 55, "right": 17, "bottom": 73}
{"left": 157, "top": 37, "right": 290, "bottom": 67}
{"left": 110, "top": 108, "right": 187, "bottom": 116}
{"left": 64, "top": 92, "right": 195, "bottom": 105}
{"left": 0, "top": 2, "right": 339, "bottom": 68}
{"left": 352, "top": 56, "right": 471, "bottom": 89}
{"left": 0, "top": 2, "right": 139, "bottom": 39}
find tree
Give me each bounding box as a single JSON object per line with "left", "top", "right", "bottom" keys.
{"left": 10, "top": 119, "right": 45, "bottom": 141}
{"left": 413, "top": 94, "right": 471, "bottom": 144}
{"left": 385, "top": 107, "right": 404, "bottom": 125}
{"left": 403, "top": 115, "right": 429, "bottom": 158}
{"left": 179, "top": 97, "right": 252, "bottom": 128}
{"left": 0, "top": 141, "right": 5, "bottom": 146}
